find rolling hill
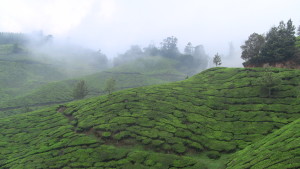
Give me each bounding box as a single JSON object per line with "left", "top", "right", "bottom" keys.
{"left": 0, "top": 44, "right": 67, "bottom": 104}
{"left": 0, "top": 49, "right": 186, "bottom": 117}
{"left": 0, "top": 67, "right": 299, "bottom": 168}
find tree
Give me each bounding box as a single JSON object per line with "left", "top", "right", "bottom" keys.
{"left": 105, "top": 78, "right": 116, "bottom": 94}
{"left": 184, "top": 42, "right": 193, "bottom": 55}
{"left": 260, "top": 19, "right": 296, "bottom": 63}
{"left": 298, "top": 25, "right": 300, "bottom": 36}
{"left": 93, "top": 49, "right": 108, "bottom": 69}
{"left": 241, "top": 33, "right": 265, "bottom": 62}
{"left": 257, "top": 70, "right": 281, "bottom": 97}
{"left": 213, "top": 53, "right": 222, "bottom": 66}
{"left": 160, "top": 36, "right": 179, "bottom": 58}
{"left": 113, "top": 45, "right": 143, "bottom": 66}
{"left": 72, "top": 80, "right": 88, "bottom": 99}
{"left": 143, "top": 44, "right": 159, "bottom": 56}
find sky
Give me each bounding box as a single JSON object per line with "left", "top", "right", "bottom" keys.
{"left": 0, "top": 0, "right": 299, "bottom": 59}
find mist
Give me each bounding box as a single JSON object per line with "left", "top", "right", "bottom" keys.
{"left": 0, "top": 0, "right": 299, "bottom": 67}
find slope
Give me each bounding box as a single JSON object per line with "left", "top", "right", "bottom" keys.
{"left": 60, "top": 67, "right": 300, "bottom": 156}
{"left": 0, "top": 56, "right": 185, "bottom": 117}
{"left": 0, "top": 44, "right": 66, "bottom": 103}
{"left": 0, "top": 67, "right": 299, "bottom": 168}
{"left": 0, "top": 107, "right": 207, "bottom": 168}
{"left": 227, "top": 118, "right": 300, "bottom": 169}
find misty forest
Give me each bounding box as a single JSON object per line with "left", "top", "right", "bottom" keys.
{"left": 0, "top": 1, "right": 300, "bottom": 169}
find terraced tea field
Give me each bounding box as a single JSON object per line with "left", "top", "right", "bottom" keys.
{"left": 0, "top": 67, "right": 299, "bottom": 168}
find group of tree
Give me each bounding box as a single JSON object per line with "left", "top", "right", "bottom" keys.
{"left": 88, "top": 49, "right": 109, "bottom": 70}
{"left": 113, "top": 36, "right": 210, "bottom": 75}
{"left": 241, "top": 19, "right": 300, "bottom": 66}
{"left": 0, "top": 31, "right": 55, "bottom": 46}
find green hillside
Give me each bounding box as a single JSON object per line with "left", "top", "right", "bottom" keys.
{"left": 0, "top": 44, "right": 66, "bottom": 103}
{"left": 227, "top": 118, "right": 300, "bottom": 169}
{"left": 0, "top": 67, "right": 299, "bottom": 168}
{"left": 0, "top": 56, "right": 185, "bottom": 117}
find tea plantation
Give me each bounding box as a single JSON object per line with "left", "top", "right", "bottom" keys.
{"left": 0, "top": 56, "right": 185, "bottom": 117}
{"left": 0, "top": 67, "right": 299, "bottom": 168}
{"left": 227, "top": 118, "right": 300, "bottom": 168}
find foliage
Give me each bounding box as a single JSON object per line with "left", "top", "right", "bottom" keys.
{"left": 257, "top": 70, "right": 281, "bottom": 97}
{"left": 105, "top": 78, "right": 116, "bottom": 94}
{"left": 112, "top": 36, "right": 209, "bottom": 76}
{"left": 160, "top": 36, "right": 179, "bottom": 58}
{"left": 213, "top": 53, "right": 222, "bottom": 66}
{"left": 113, "top": 45, "right": 144, "bottom": 66}
{"left": 143, "top": 44, "right": 160, "bottom": 56}
{"left": 72, "top": 80, "right": 88, "bottom": 99}
{"left": 91, "top": 50, "right": 108, "bottom": 69}
{"left": 298, "top": 25, "right": 300, "bottom": 36}
{"left": 241, "top": 33, "right": 265, "bottom": 61}
{"left": 261, "top": 19, "right": 296, "bottom": 62}
{"left": 184, "top": 42, "right": 193, "bottom": 55}
{"left": 241, "top": 19, "right": 298, "bottom": 66}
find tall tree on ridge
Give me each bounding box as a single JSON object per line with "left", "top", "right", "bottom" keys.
{"left": 160, "top": 36, "right": 179, "bottom": 58}
{"left": 213, "top": 53, "right": 222, "bottom": 67}
{"left": 260, "top": 19, "right": 296, "bottom": 63}
{"left": 241, "top": 33, "right": 265, "bottom": 62}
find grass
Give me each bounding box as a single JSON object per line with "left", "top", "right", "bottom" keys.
{"left": 0, "top": 67, "right": 299, "bottom": 168}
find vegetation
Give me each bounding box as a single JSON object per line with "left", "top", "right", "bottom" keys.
{"left": 241, "top": 19, "right": 298, "bottom": 66}
{"left": 113, "top": 36, "right": 210, "bottom": 75}
{"left": 72, "top": 80, "right": 88, "bottom": 99}
{"left": 241, "top": 33, "right": 265, "bottom": 62}
{"left": 0, "top": 67, "right": 299, "bottom": 168}
{"left": 257, "top": 69, "right": 281, "bottom": 97}
{"left": 227, "top": 118, "right": 300, "bottom": 169}
{"left": 160, "top": 36, "right": 180, "bottom": 58}
{"left": 261, "top": 20, "right": 296, "bottom": 62}
{"left": 105, "top": 78, "right": 116, "bottom": 94}
{"left": 1, "top": 23, "right": 299, "bottom": 168}
{"left": 213, "top": 53, "right": 222, "bottom": 66}
{"left": 0, "top": 56, "right": 187, "bottom": 117}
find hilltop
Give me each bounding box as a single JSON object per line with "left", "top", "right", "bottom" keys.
{"left": 0, "top": 67, "right": 299, "bottom": 168}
